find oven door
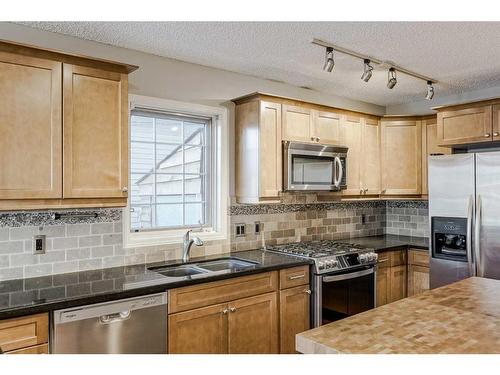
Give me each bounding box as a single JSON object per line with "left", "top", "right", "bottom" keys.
{"left": 312, "top": 266, "right": 375, "bottom": 327}
{"left": 284, "top": 142, "right": 347, "bottom": 191}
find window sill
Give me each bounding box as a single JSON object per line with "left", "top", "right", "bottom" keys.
{"left": 123, "top": 228, "right": 227, "bottom": 249}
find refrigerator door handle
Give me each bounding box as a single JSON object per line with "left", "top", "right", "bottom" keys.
{"left": 466, "top": 195, "right": 475, "bottom": 276}
{"left": 475, "top": 194, "right": 482, "bottom": 277}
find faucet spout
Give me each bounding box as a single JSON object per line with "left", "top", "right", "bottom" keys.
{"left": 182, "top": 229, "right": 204, "bottom": 263}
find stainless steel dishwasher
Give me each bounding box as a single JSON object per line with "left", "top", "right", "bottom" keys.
{"left": 52, "top": 292, "right": 167, "bottom": 354}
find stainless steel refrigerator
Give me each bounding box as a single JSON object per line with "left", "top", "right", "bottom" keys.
{"left": 428, "top": 152, "right": 500, "bottom": 288}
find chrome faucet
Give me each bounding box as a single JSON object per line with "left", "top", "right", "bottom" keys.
{"left": 182, "top": 229, "right": 203, "bottom": 263}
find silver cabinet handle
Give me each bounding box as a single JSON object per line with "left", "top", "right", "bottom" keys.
{"left": 484, "top": 133, "right": 491, "bottom": 138}
{"left": 289, "top": 274, "right": 305, "bottom": 280}
{"left": 377, "top": 259, "right": 388, "bottom": 263}
{"left": 222, "top": 308, "right": 228, "bottom": 315}
{"left": 122, "top": 187, "right": 128, "bottom": 192}
{"left": 304, "top": 289, "right": 311, "bottom": 295}
{"left": 229, "top": 307, "right": 237, "bottom": 313}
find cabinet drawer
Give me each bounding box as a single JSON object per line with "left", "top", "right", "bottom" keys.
{"left": 376, "top": 251, "right": 390, "bottom": 268}
{"left": 390, "top": 250, "right": 406, "bottom": 267}
{"left": 0, "top": 313, "right": 48, "bottom": 352}
{"left": 6, "top": 343, "right": 49, "bottom": 354}
{"left": 169, "top": 271, "right": 278, "bottom": 313}
{"left": 279, "top": 266, "right": 309, "bottom": 289}
{"left": 408, "top": 249, "right": 430, "bottom": 267}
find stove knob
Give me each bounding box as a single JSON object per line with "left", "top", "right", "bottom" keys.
{"left": 358, "top": 254, "right": 367, "bottom": 263}
{"left": 318, "top": 261, "right": 326, "bottom": 270}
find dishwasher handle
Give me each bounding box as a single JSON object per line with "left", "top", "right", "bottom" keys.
{"left": 99, "top": 311, "right": 131, "bottom": 324}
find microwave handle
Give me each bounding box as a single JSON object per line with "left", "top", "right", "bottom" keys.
{"left": 334, "top": 156, "right": 343, "bottom": 188}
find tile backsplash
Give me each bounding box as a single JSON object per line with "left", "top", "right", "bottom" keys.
{"left": 0, "top": 200, "right": 428, "bottom": 281}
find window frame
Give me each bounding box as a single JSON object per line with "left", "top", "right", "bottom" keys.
{"left": 124, "top": 95, "right": 229, "bottom": 248}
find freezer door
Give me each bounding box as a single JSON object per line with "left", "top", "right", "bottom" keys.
{"left": 428, "top": 154, "right": 475, "bottom": 288}
{"left": 475, "top": 152, "right": 500, "bottom": 280}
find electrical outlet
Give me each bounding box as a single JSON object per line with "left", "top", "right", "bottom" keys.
{"left": 235, "top": 223, "right": 246, "bottom": 237}
{"left": 33, "top": 235, "right": 46, "bottom": 255}
{"left": 361, "top": 214, "right": 367, "bottom": 224}
{"left": 255, "top": 221, "right": 261, "bottom": 234}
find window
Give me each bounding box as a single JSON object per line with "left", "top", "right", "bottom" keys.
{"left": 130, "top": 110, "right": 211, "bottom": 231}
{"left": 124, "top": 95, "right": 228, "bottom": 247}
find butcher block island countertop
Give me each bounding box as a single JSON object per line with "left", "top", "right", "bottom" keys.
{"left": 297, "top": 277, "right": 500, "bottom": 354}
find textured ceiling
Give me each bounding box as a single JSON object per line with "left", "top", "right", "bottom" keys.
{"left": 19, "top": 22, "right": 500, "bottom": 106}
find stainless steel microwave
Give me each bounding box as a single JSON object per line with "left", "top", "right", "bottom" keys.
{"left": 283, "top": 141, "right": 347, "bottom": 191}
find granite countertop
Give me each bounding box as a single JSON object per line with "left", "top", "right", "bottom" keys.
{"left": 297, "top": 277, "right": 500, "bottom": 354}
{"left": 352, "top": 234, "right": 428, "bottom": 252}
{"left": 0, "top": 249, "right": 310, "bottom": 320}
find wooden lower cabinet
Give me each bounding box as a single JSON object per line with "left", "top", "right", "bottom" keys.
{"left": 389, "top": 265, "right": 407, "bottom": 303}
{"left": 376, "top": 266, "right": 390, "bottom": 307}
{"left": 228, "top": 292, "right": 278, "bottom": 354}
{"left": 0, "top": 313, "right": 49, "bottom": 354}
{"left": 408, "top": 265, "right": 430, "bottom": 297}
{"left": 279, "top": 286, "right": 310, "bottom": 353}
{"left": 168, "top": 303, "right": 228, "bottom": 354}
{"left": 6, "top": 343, "right": 49, "bottom": 354}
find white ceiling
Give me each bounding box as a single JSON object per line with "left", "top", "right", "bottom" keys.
{"left": 19, "top": 22, "right": 500, "bottom": 107}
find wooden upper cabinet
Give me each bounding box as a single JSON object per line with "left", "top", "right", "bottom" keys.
{"left": 493, "top": 104, "right": 500, "bottom": 141}
{"left": 311, "top": 110, "right": 341, "bottom": 145}
{"left": 63, "top": 64, "right": 128, "bottom": 198}
{"left": 421, "top": 117, "right": 450, "bottom": 195}
{"left": 340, "top": 115, "right": 362, "bottom": 195}
{"left": 0, "top": 52, "right": 62, "bottom": 200}
{"left": 234, "top": 100, "right": 281, "bottom": 203}
{"left": 282, "top": 105, "right": 313, "bottom": 143}
{"left": 437, "top": 105, "right": 493, "bottom": 146}
{"left": 381, "top": 119, "right": 422, "bottom": 195}
{"left": 228, "top": 292, "right": 278, "bottom": 354}
{"left": 360, "top": 118, "right": 381, "bottom": 195}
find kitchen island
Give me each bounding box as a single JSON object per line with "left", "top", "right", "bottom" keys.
{"left": 297, "top": 277, "right": 500, "bottom": 354}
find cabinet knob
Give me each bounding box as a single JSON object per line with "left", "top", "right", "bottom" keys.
{"left": 484, "top": 133, "right": 491, "bottom": 138}
{"left": 381, "top": 189, "right": 386, "bottom": 194}
{"left": 360, "top": 189, "right": 364, "bottom": 194}
{"left": 122, "top": 187, "right": 128, "bottom": 192}
{"left": 304, "top": 289, "right": 312, "bottom": 295}
{"left": 229, "top": 307, "right": 237, "bottom": 313}
{"left": 316, "top": 137, "right": 320, "bottom": 142}
{"left": 222, "top": 308, "right": 228, "bottom": 315}
{"left": 494, "top": 132, "right": 499, "bottom": 137}
{"left": 310, "top": 137, "right": 315, "bottom": 141}
{"left": 364, "top": 188, "right": 368, "bottom": 193}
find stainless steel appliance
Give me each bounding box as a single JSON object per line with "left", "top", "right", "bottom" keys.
{"left": 429, "top": 152, "right": 500, "bottom": 288}
{"left": 266, "top": 240, "right": 377, "bottom": 327}
{"left": 52, "top": 292, "right": 167, "bottom": 354}
{"left": 283, "top": 141, "right": 347, "bottom": 191}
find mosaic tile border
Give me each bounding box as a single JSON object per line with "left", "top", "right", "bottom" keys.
{"left": 0, "top": 209, "right": 122, "bottom": 228}
{"left": 386, "top": 200, "right": 428, "bottom": 209}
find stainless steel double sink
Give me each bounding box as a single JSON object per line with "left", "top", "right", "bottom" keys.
{"left": 148, "top": 257, "right": 259, "bottom": 278}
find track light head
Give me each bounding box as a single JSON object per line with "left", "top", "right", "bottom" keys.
{"left": 426, "top": 81, "right": 435, "bottom": 100}
{"left": 361, "top": 59, "right": 373, "bottom": 82}
{"left": 323, "top": 47, "right": 335, "bottom": 72}
{"left": 387, "top": 68, "right": 397, "bottom": 89}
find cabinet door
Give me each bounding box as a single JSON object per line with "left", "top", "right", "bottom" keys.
{"left": 311, "top": 110, "right": 341, "bottom": 145}
{"left": 282, "top": 105, "right": 312, "bottom": 143}
{"left": 376, "top": 266, "right": 390, "bottom": 307}
{"left": 389, "top": 265, "right": 407, "bottom": 303}
{"left": 421, "top": 117, "right": 451, "bottom": 195}
{"left": 0, "top": 52, "right": 62, "bottom": 200}
{"left": 437, "top": 105, "right": 492, "bottom": 146}
{"left": 408, "top": 265, "right": 429, "bottom": 297}
{"left": 360, "top": 118, "right": 381, "bottom": 195}
{"left": 228, "top": 292, "right": 278, "bottom": 354}
{"left": 259, "top": 101, "right": 282, "bottom": 198}
{"left": 168, "top": 303, "right": 228, "bottom": 354}
{"left": 381, "top": 120, "right": 422, "bottom": 195}
{"left": 279, "top": 286, "right": 310, "bottom": 354}
{"left": 493, "top": 104, "right": 500, "bottom": 142}
{"left": 340, "top": 115, "right": 362, "bottom": 195}
{"left": 6, "top": 343, "right": 48, "bottom": 354}
{"left": 63, "top": 64, "right": 128, "bottom": 198}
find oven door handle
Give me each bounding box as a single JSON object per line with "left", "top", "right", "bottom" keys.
{"left": 322, "top": 267, "right": 374, "bottom": 283}
{"left": 334, "top": 156, "right": 343, "bottom": 188}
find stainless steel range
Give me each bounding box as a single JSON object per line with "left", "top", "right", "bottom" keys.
{"left": 266, "top": 240, "right": 378, "bottom": 327}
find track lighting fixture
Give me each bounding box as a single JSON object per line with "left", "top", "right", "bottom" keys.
{"left": 387, "top": 68, "right": 397, "bottom": 89}
{"left": 426, "top": 81, "right": 435, "bottom": 100}
{"left": 323, "top": 47, "right": 334, "bottom": 72}
{"left": 361, "top": 59, "right": 373, "bottom": 82}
